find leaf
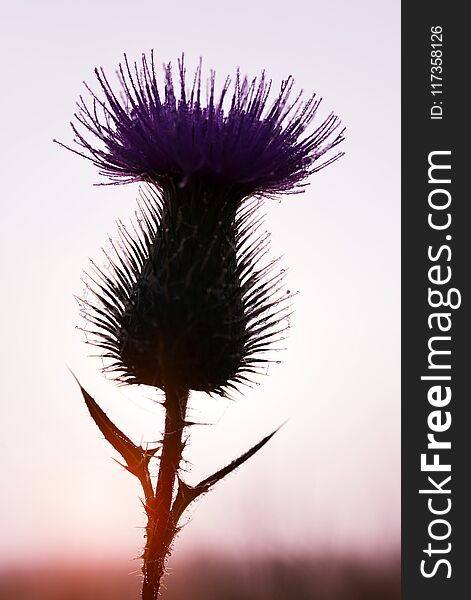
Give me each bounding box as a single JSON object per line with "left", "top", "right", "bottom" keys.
{"left": 69, "top": 370, "right": 158, "bottom": 477}
{"left": 171, "top": 422, "right": 285, "bottom": 524}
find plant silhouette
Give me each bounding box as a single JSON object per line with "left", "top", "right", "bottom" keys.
{"left": 57, "top": 52, "right": 344, "bottom": 599}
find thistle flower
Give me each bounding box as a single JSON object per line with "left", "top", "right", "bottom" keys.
{"left": 61, "top": 53, "right": 344, "bottom": 599}
{"left": 66, "top": 53, "right": 343, "bottom": 194}
{"left": 64, "top": 54, "right": 344, "bottom": 396}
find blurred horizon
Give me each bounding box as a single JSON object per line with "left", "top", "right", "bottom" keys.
{"left": 0, "top": 552, "right": 400, "bottom": 600}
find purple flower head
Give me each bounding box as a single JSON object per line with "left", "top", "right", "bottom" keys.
{"left": 63, "top": 53, "right": 344, "bottom": 197}
{"left": 64, "top": 53, "right": 345, "bottom": 397}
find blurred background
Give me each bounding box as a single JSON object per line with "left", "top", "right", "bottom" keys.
{"left": 0, "top": 0, "right": 399, "bottom": 597}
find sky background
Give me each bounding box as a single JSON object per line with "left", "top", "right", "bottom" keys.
{"left": 0, "top": 0, "right": 400, "bottom": 568}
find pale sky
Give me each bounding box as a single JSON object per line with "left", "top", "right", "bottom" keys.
{"left": 0, "top": 0, "right": 400, "bottom": 566}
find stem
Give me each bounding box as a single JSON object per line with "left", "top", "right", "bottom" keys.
{"left": 142, "top": 387, "right": 189, "bottom": 599}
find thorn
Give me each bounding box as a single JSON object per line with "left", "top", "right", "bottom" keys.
{"left": 111, "top": 457, "right": 128, "bottom": 470}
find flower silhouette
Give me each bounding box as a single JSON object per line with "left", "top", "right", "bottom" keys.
{"left": 66, "top": 53, "right": 344, "bottom": 194}
{"left": 60, "top": 52, "right": 344, "bottom": 599}
{"left": 67, "top": 54, "right": 344, "bottom": 396}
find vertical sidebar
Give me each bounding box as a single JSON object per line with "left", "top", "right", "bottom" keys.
{"left": 402, "top": 3, "right": 470, "bottom": 599}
